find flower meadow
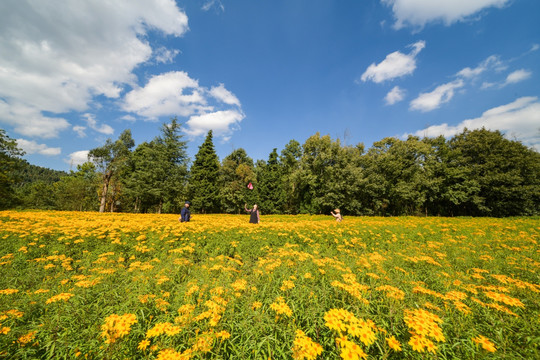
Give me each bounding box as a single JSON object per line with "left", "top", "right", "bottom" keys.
{"left": 0, "top": 211, "right": 538, "bottom": 359}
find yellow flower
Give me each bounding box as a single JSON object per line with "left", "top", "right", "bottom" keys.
{"left": 46, "top": 293, "right": 74, "bottom": 304}
{"left": 386, "top": 335, "right": 401, "bottom": 351}
{"left": 0, "top": 289, "right": 18, "bottom": 295}
{"left": 18, "top": 331, "right": 37, "bottom": 345}
{"left": 270, "top": 297, "right": 293, "bottom": 317}
{"left": 215, "top": 330, "right": 231, "bottom": 340}
{"left": 252, "top": 301, "right": 262, "bottom": 310}
{"left": 473, "top": 335, "right": 496, "bottom": 352}
{"left": 292, "top": 329, "right": 323, "bottom": 360}
{"left": 101, "top": 313, "right": 137, "bottom": 344}
{"left": 137, "top": 339, "right": 150, "bottom": 351}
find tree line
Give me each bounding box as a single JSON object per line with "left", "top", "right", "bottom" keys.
{"left": 1, "top": 122, "right": 539, "bottom": 217}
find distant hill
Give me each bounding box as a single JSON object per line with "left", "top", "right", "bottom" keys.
{"left": 13, "top": 159, "right": 67, "bottom": 186}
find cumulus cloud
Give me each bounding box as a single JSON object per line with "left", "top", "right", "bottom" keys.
{"left": 210, "top": 83, "right": 241, "bottom": 107}
{"left": 0, "top": 100, "right": 70, "bottom": 138}
{"left": 82, "top": 113, "right": 114, "bottom": 135}
{"left": 184, "top": 110, "right": 245, "bottom": 138}
{"left": 361, "top": 41, "right": 425, "bottom": 83}
{"left": 0, "top": 0, "right": 188, "bottom": 138}
{"left": 154, "top": 47, "right": 181, "bottom": 64}
{"left": 504, "top": 69, "right": 532, "bottom": 85}
{"left": 65, "top": 150, "right": 90, "bottom": 167}
{"left": 122, "top": 72, "right": 244, "bottom": 139}
{"left": 385, "top": 86, "right": 406, "bottom": 105}
{"left": 410, "top": 79, "right": 464, "bottom": 112}
{"left": 122, "top": 71, "right": 209, "bottom": 119}
{"left": 382, "top": 0, "right": 511, "bottom": 29}
{"left": 16, "top": 138, "right": 61, "bottom": 156}
{"left": 408, "top": 96, "right": 540, "bottom": 151}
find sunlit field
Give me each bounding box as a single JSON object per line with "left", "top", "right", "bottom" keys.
{"left": 0, "top": 211, "right": 538, "bottom": 359}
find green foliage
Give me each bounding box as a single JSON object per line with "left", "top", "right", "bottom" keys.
{"left": 155, "top": 118, "right": 189, "bottom": 213}
{"left": 5, "top": 125, "right": 539, "bottom": 217}
{"left": 123, "top": 119, "right": 189, "bottom": 213}
{"left": 257, "top": 149, "right": 285, "bottom": 214}
{"left": 220, "top": 148, "right": 257, "bottom": 213}
{"left": 0, "top": 129, "right": 25, "bottom": 209}
{"left": 280, "top": 140, "right": 303, "bottom": 214}
{"left": 89, "top": 129, "right": 135, "bottom": 212}
{"left": 188, "top": 131, "right": 221, "bottom": 213}
{"left": 448, "top": 128, "right": 540, "bottom": 216}
{"left": 296, "top": 133, "right": 364, "bottom": 215}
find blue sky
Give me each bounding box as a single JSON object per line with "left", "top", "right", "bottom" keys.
{"left": 1, "top": 0, "right": 539, "bottom": 171}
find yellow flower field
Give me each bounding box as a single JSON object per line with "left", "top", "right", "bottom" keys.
{"left": 0, "top": 210, "right": 538, "bottom": 359}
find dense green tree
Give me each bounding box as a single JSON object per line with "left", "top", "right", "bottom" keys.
{"left": 89, "top": 129, "right": 134, "bottom": 212}
{"left": 220, "top": 148, "right": 256, "bottom": 214}
{"left": 124, "top": 141, "right": 165, "bottom": 212}
{"left": 361, "top": 136, "right": 430, "bottom": 216}
{"left": 155, "top": 118, "right": 189, "bottom": 213}
{"left": 298, "top": 133, "right": 364, "bottom": 215}
{"left": 19, "top": 181, "right": 57, "bottom": 210}
{"left": 279, "top": 140, "right": 302, "bottom": 214}
{"left": 54, "top": 162, "right": 99, "bottom": 211}
{"left": 123, "top": 119, "right": 188, "bottom": 213}
{"left": 448, "top": 128, "right": 540, "bottom": 216}
{"left": 188, "top": 131, "right": 221, "bottom": 213}
{"left": 0, "top": 129, "right": 25, "bottom": 209}
{"left": 257, "top": 148, "right": 285, "bottom": 214}
{"left": 13, "top": 159, "right": 66, "bottom": 185}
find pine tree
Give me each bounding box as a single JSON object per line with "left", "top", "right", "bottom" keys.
{"left": 258, "top": 148, "right": 285, "bottom": 214}
{"left": 155, "top": 118, "right": 189, "bottom": 213}
{"left": 189, "top": 131, "right": 221, "bottom": 213}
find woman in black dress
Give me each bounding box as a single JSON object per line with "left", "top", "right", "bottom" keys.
{"left": 244, "top": 204, "right": 260, "bottom": 224}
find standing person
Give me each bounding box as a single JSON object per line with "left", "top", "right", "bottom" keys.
{"left": 179, "top": 201, "right": 191, "bottom": 222}
{"left": 330, "top": 208, "right": 343, "bottom": 222}
{"left": 244, "top": 203, "right": 260, "bottom": 224}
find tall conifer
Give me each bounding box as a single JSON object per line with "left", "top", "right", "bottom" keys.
{"left": 258, "top": 148, "right": 285, "bottom": 213}
{"left": 189, "top": 130, "right": 221, "bottom": 213}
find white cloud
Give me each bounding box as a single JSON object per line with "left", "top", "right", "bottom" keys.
{"left": 0, "top": 0, "right": 188, "bottom": 138}
{"left": 120, "top": 115, "right": 137, "bottom": 122}
{"left": 202, "top": 0, "right": 225, "bottom": 12}
{"left": 184, "top": 110, "right": 245, "bottom": 138}
{"left": 16, "top": 138, "right": 61, "bottom": 156}
{"left": 382, "top": 0, "right": 511, "bottom": 29}
{"left": 504, "top": 69, "right": 532, "bottom": 85}
{"left": 385, "top": 86, "right": 406, "bottom": 105}
{"left": 408, "top": 97, "right": 540, "bottom": 151}
{"left": 82, "top": 113, "right": 114, "bottom": 135}
{"left": 360, "top": 41, "right": 425, "bottom": 83}
{"left": 410, "top": 79, "right": 464, "bottom": 112}
{"left": 122, "top": 74, "right": 244, "bottom": 140}
{"left": 456, "top": 55, "right": 504, "bottom": 79}
{"left": 154, "top": 47, "right": 181, "bottom": 64}
{"left": 0, "top": 99, "right": 70, "bottom": 138}
{"left": 210, "top": 83, "right": 241, "bottom": 107}
{"left": 122, "top": 71, "right": 210, "bottom": 119}
{"left": 65, "top": 150, "right": 90, "bottom": 167}
{"left": 73, "top": 126, "right": 87, "bottom": 138}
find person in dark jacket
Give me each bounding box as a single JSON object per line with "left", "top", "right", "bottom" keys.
{"left": 179, "top": 201, "right": 191, "bottom": 222}
{"left": 244, "top": 203, "right": 260, "bottom": 224}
